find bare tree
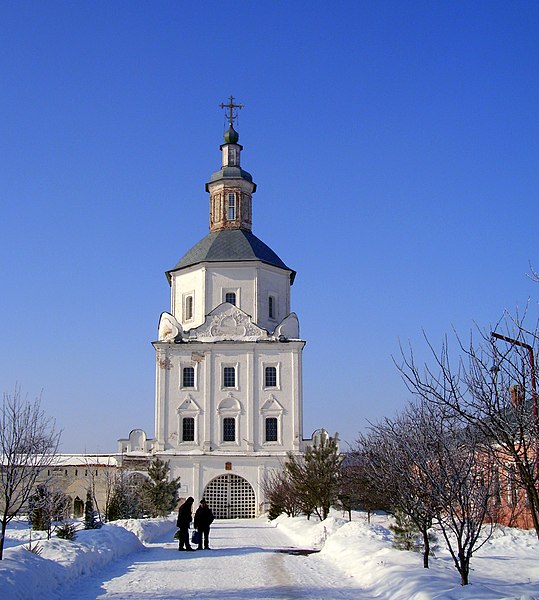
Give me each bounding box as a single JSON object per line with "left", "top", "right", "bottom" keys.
{"left": 355, "top": 408, "right": 439, "bottom": 569}
{"left": 0, "top": 387, "right": 60, "bottom": 559}
{"left": 409, "top": 401, "right": 494, "bottom": 585}
{"left": 336, "top": 452, "right": 388, "bottom": 522}
{"left": 101, "top": 459, "right": 119, "bottom": 522}
{"left": 356, "top": 398, "right": 495, "bottom": 584}
{"left": 261, "top": 468, "right": 301, "bottom": 519}
{"left": 398, "top": 320, "right": 539, "bottom": 539}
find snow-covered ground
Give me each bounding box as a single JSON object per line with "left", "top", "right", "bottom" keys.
{"left": 0, "top": 511, "right": 537, "bottom": 599}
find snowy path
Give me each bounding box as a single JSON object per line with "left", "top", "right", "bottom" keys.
{"left": 50, "top": 519, "right": 371, "bottom": 599}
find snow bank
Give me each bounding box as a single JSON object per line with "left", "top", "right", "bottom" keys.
{"left": 275, "top": 511, "right": 539, "bottom": 600}
{"left": 0, "top": 518, "right": 173, "bottom": 600}
{"left": 108, "top": 515, "right": 177, "bottom": 543}
{"left": 1, "top": 512, "right": 537, "bottom": 600}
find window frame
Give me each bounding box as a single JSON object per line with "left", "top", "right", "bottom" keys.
{"left": 222, "top": 417, "right": 236, "bottom": 442}
{"left": 262, "top": 362, "right": 280, "bottom": 390}
{"left": 217, "top": 395, "right": 242, "bottom": 446}
{"left": 227, "top": 192, "right": 237, "bottom": 220}
{"left": 260, "top": 395, "right": 283, "bottom": 446}
{"left": 181, "top": 366, "right": 195, "bottom": 389}
{"left": 183, "top": 292, "right": 195, "bottom": 322}
{"left": 268, "top": 294, "right": 277, "bottom": 321}
{"left": 265, "top": 417, "right": 278, "bottom": 442}
{"left": 265, "top": 366, "right": 277, "bottom": 388}
{"left": 176, "top": 396, "right": 200, "bottom": 446}
{"left": 182, "top": 417, "right": 195, "bottom": 442}
{"left": 222, "top": 364, "right": 239, "bottom": 390}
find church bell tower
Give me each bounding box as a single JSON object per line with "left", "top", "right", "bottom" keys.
{"left": 147, "top": 99, "right": 307, "bottom": 517}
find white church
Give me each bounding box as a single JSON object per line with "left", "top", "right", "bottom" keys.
{"left": 118, "top": 99, "right": 325, "bottom": 518}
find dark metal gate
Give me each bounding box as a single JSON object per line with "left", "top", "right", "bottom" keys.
{"left": 203, "top": 474, "right": 256, "bottom": 518}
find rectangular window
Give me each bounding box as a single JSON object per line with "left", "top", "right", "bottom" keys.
{"left": 223, "top": 366, "right": 236, "bottom": 388}
{"left": 227, "top": 193, "right": 236, "bottom": 220}
{"left": 269, "top": 295, "right": 275, "bottom": 319}
{"left": 185, "top": 295, "right": 194, "bottom": 320}
{"left": 265, "top": 417, "right": 278, "bottom": 442}
{"left": 182, "top": 367, "right": 195, "bottom": 388}
{"left": 265, "top": 366, "right": 277, "bottom": 387}
{"left": 223, "top": 417, "right": 236, "bottom": 442}
{"left": 225, "top": 292, "right": 236, "bottom": 305}
{"left": 182, "top": 417, "right": 195, "bottom": 442}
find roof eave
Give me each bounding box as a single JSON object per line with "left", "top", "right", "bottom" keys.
{"left": 166, "top": 260, "right": 296, "bottom": 284}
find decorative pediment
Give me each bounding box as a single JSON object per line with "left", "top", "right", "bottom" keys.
{"left": 273, "top": 313, "right": 300, "bottom": 340}
{"left": 217, "top": 393, "right": 242, "bottom": 414}
{"left": 158, "top": 312, "right": 183, "bottom": 342}
{"left": 177, "top": 395, "right": 201, "bottom": 414}
{"left": 261, "top": 395, "right": 285, "bottom": 414}
{"left": 188, "top": 303, "right": 269, "bottom": 342}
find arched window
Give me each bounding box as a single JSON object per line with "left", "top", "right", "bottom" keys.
{"left": 225, "top": 292, "right": 236, "bottom": 305}
{"left": 185, "top": 295, "right": 194, "bottom": 320}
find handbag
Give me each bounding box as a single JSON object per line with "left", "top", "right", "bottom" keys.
{"left": 191, "top": 530, "right": 199, "bottom": 544}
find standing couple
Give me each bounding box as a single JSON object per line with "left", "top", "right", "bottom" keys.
{"left": 176, "top": 497, "right": 215, "bottom": 551}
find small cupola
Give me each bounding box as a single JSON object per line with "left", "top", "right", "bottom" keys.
{"left": 221, "top": 125, "right": 241, "bottom": 168}
{"left": 206, "top": 97, "right": 256, "bottom": 233}
{"left": 224, "top": 124, "right": 239, "bottom": 145}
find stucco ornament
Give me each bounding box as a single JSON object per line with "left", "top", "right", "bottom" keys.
{"left": 158, "top": 312, "right": 183, "bottom": 342}
{"left": 273, "top": 313, "right": 300, "bottom": 340}
{"left": 189, "top": 304, "right": 269, "bottom": 342}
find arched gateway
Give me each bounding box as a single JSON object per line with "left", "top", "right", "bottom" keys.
{"left": 203, "top": 474, "right": 256, "bottom": 519}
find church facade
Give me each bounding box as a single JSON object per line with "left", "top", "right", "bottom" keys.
{"left": 119, "top": 102, "right": 317, "bottom": 517}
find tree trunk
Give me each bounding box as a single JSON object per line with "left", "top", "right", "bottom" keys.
{"left": 0, "top": 518, "right": 7, "bottom": 560}
{"left": 459, "top": 553, "right": 469, "bottom": 586}
{"left": 421, "top": 528, "right": 430, "bottom": 569}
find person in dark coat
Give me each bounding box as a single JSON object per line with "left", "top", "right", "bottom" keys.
{"left": 176, "top": 497, "right": 195, "bottom": 551}
{"left": 193, "top": 498, "right": 215, "bottom": 550}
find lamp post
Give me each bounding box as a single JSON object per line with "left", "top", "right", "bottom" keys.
{"left": 491, "top": 331, "right": 539, "bottom": 448}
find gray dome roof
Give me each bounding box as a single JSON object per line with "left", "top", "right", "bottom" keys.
{"left": 167, "top": 229, "right": 295, "bottom": 283}
{"left": 224, "top": 125, "right": 239, "bottom": 144}
{"left": 207, "top": 166, "right": 254, "bottom": 184}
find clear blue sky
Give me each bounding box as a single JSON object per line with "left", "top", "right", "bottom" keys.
{"left": 1, "top": 1, "right": 538, "bottom": 453}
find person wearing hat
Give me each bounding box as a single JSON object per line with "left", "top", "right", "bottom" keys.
{"left": 193, "top": 498, "right": 215, "bottom": 550}
{"left": 176, "top": 497, "right": 196, "bottom": 551}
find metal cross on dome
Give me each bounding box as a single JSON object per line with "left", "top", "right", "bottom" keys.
{"left": 220, "top": 95, "right": 244, "bottom": 127}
